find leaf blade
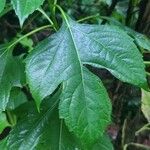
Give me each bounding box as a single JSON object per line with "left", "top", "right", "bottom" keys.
{"left": 11, "top": 0, "right": 45, "bottom": 26}
{"left": 67, "top": 18, "right": 147, "bottom": 88}
{"left": 0, "top": 45, "right": 25, "bottom": 111}
{"left": 59, "top": 67, "right": 112, "bottom": 145}
{"left": 0, "top": 0, "right": 6, "bottom": 13}
{"left": 26, "top": 16, "right": 146, "bottom": 146}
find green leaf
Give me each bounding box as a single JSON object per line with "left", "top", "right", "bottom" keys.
{"left": 93, "top": 134, "right": 114, "bottom": 150}
{"left": 59, "top": 67, "right": 111, "bottom": 146}
{"left": 7, "top": 94, "right": 112, "bottom": 150}
{"left": 26, "top": 16, "right": 146, "bottom": 145}
{"left": 0, "top": 0, "right": 6, "bottom": 13}
{"left": 0, "top": 138, "right": 8, "bottom": 150}
{"left": 0, "top": 112, "right": 10, "bottom": 134}
{"left": 141, "top": 89, "right": 150, "bottom": 122}
{"left": 6, "top": 88, "right": 27, "bottom": 110}
{"left": 70, "top": 19, "right": 147, "bottom": 88}
{"left": 17, "top": 34, "right": 33, "bottom": 51}
{"left": 82, "top": 0, "right": 95, "bottom": 5}
{"left": 0, "top": 45, "right": 25, "bottom": 111}
{"left": 7, "top": 89, "right": 81, "bottom": 150}
{"left": 129, "top": 31, "right": 150, "bottom": 51}
{"left": 11, "top": 0, "right": 45, "bottom": 26}
{"left": 102, "top": 17, "right": 150, "bottom": 51}
{"left": 82, "top": 0, "right": 111, "bottom": 5}
{"left": 35, "top": 113, "right": 81, "bottom": 150}
{"left": 26, "top": 16, "right": 147, "bottom": 107}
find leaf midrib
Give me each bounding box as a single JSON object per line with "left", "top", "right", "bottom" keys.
{"left": 65, "top": 19, "right": 92, "bottom": 135}
{"left": 70, "top": 25, "right": 142, "bottom": 83}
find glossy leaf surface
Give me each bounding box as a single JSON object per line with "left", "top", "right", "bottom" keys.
{"left": 26, "top": 16, "right": 146, "bottom": 145}
{"left": 26, "top": 16, "right": 147, "bottom": 107}
{"left": 59, "top": 68, "right": 111, "bottom": 145}
{"left": 7, "top": 90, "right": 60, "bottom": 150}
{"left": 0, "top": 45, "right": 25, "bottom": 111}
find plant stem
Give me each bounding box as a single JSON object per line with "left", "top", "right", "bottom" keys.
{"left": 126, "top": 0, "right": 134, "bottom": 26}
{"left": 55, "top": 5, "right": 68, "bottom": 24}
{"left": 55, "top": 5, "right": 99, "bottom": 25}
{"left": 48, "top": 0, "right": 59, "bottom": 30}
{"left": 121, "top": 118, "right": 127, "bottom": 148}
{"left": 7, "top": 25, "right": 52, "bottom": 50}
{"left": 144, "top": 61, "right": 150, "bottom": 65}
{"left": 37, "top": 8, "right": 57, "bottom": 31}
{"left": 135, "top": 123, "right": 150, "bottom": 135}
{"left": 77, "top": 14, "right": 99, "bottom": 23}
{"left": 6, "top": 111, "right": 16, "bottom": 126}
{"left": 146, "top": 72, "right": 150, "bottom": 76}
{"left": 53, "top": 0, "right": 57, "bottom": 15}
{"left": 124, "top": 143, "right": 150, "bottom": 150}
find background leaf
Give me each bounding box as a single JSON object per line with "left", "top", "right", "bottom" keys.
{"left": 102, "top": 17, "right": 150, "bottom": 51}
{"left": 0, "top": 0, "right": 6, "bottom": 14}
{"left": 0, "top": 138, "right": 7, "bottom": 150}
{"left": 0, "top": 113, "right": 10, "bottom": 134}
{"left": 11, "top": 0, "right": 45, "bottom": 26}
{"left": 7, "top": 89, "right": 61, "bottom": 150}
{"left": 6, "top": 88, "right": 27, "bottom": 110}
{"left": 0, "top": 45, "right": 25, "bottom": 111}
{"left": 35, "top": 113, "right": 81, "bottom": 150}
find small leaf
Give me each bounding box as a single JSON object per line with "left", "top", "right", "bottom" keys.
{"left": 11, "top": 0, "right": 45, "bottom": 26}
{"left": 0, "top": 45, "right": 25, "bottom": 111}
{"left": 0, "top": 0, "right": 6, "bottom": 13}
{"left": 141, "top": 89, "right": 150, "bottom": 122}
{"left": 0, "top": 113, "right": 10, "bottom": 134}
{"left": 130, "top": 31, "right": 150, "bottom": 51}
{"left": 7, "top": 89, "right": 61, "bottom": 150}
{"left": 102, "top": 17, "right": 150, "bottom": 51}
{"left": 35, "top": 113, "right": 81, "bottom": 150}
{"left": 17, "top": 34, "right": 33, "bottom": 51}
{"left": 7, "top": 88, "right": 27, "bottom": 110}
{"left": 59, "top": 67, "right": 112, "bottom": 145}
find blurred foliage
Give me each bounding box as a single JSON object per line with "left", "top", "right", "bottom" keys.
{"left": 0, "top": 0, "right": 150, "bottom": 149}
